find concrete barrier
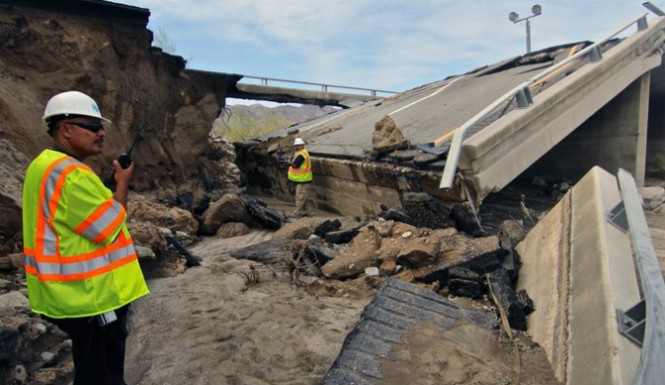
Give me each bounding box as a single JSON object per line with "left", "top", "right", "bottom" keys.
{"left": 516, "top": 166, "right": 641, "bottom": 384}
{"left": 462, "top": 18, "right": 665, "bottom": 197}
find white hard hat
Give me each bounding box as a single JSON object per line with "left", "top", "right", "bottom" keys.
{"left": 42, "top": 91, "right": 111, "bottom": 123}
{"left": 294, "top": 137, "right": 305, "bottom": 146}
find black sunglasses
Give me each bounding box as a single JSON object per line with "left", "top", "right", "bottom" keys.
{"left": 65, "top": 121, "right": 105, "bottom": 133}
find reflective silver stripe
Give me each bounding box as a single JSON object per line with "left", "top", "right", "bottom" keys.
{"left": 25, "top": 254, "right": 38, "bottom": 268}
{"left": 41, "top": 158, "right": 80, "bottom": 221}
{"left": 80, "top": 200, "right": 123, "bottom": 241}
{"left": 40, "top": 157, "right": 82, "bottom": 256}
{"left": 26, "top": 244, "right": 136, "bottom": 276}
{"left": 43, "top": 226, "right": 58, "bottom": 256}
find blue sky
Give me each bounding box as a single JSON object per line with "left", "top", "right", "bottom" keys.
{"left": 121, "top": 0, "right": 655, "bottom": 104}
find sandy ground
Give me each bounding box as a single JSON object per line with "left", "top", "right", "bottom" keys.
{"left": 376, "top": 321, "right": 559, "bottom": 385}
{"left": 125, "top": 229, "right": 369, "bottom": 385}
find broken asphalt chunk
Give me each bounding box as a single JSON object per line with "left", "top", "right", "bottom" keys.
{"left": 488, "top": 268, "right": 527, "bottom": 330}
{"left": 324, "top": 227, "right": 360, "bottom": 244}
{"left": 229, "top": 238, "right": 295, "bottom": 264}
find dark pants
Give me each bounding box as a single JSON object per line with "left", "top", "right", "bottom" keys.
{"left": 45, "top": 305, "right": 130, "bottom": 385}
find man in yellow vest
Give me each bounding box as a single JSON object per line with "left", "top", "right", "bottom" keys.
{"left": 22, "top": 91, "right": 149, "bottom": 385}
{"left": 287, "top": 137, "right": 313, "bottom": 217}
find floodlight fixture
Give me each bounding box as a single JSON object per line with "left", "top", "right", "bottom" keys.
{"left": 508, "top": 4, "right": 543, "bottom": 54}
{"left": 643, "top": 1, "right": 665, "bottom": 16}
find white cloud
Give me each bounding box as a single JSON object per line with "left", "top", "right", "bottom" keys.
{"left": 123, "top": 0, "right": 655, "bottom": 91}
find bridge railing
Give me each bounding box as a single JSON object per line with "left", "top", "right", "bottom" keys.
{"left": 439, "top": 13, "right": 651, "bottom": 190}
{"left": 611, "top": 169, "right": 665, "bottom": 384}
{"left": 238, "top": 75, "right": 399, "bottom": 97}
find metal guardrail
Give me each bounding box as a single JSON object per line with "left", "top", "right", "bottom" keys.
{"left": 239, "top": 75, "right": 399, "bottom": 97}
{"left": 439, "top": 14, "right": 651, "bottom": 190}
{"left": 613, "top": 169, "right": 665, "bottom": 385}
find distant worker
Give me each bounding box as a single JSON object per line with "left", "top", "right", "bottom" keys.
{"left": 287, "top": 137, "right": 313, "bottom": 217}
{"left": 22, "top": 90, "right": 149, "bottom": 385}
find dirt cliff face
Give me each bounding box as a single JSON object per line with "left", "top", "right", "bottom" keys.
{"left": 0, "top": 0, "right": 239, "bottom": 185}
{"left": 0, "top": 0, "right": 241, "bottom": 242}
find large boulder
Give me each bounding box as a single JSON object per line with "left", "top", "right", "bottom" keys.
{"left": 396, "top": 233, "right": 441, "bottom": 267}
{"left": 128, "top": 193, "right": 198, "bottom": 235}
{"left": 216, "top": 222, "right": 251, "bottom": 239}
{"left": 321, "top": 227, "right": 382, "bottom": 279}
{"left": 372, "top": 115, "right": 407, "bottom": 154}
{"left": 0, "top": 291, "right": 30, "bottom": 315}
{"left": 126, "top": 220, "right": 168, "bottom": 253}
{"left": 639, "top": 186, "right": 665, "bottom": 211}
{"left": 273, "top": 217, "right": 331, "bottom": 240}
{"left": 199, "top": 193, "right": 253, "bottom": 235}
{"left": 0, "top": 254, "right": 23, "bottom": 272}
{"left": 200, "top": 194, "right": 285, "bottom": 234}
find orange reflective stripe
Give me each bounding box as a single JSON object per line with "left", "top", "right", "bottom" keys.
{"left": 24, "top": 247, "right": 35, "bottom": 256}
{"left": 74, "top": 197, "right": 114, "bottom": 234}
{"left": 25, "top": 254, "right": 138, "bottom": 282}
{"left": 290, "top": 168, "right": 311, "bottom": 174}
{"left": 91, "top": 205, "right": 125, "bottom": 243}
{"left": 34, "top": 233, "right": 132, "bottom": 263}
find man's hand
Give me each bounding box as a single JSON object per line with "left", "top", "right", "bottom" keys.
{"left": 112, "top": 159, "right": 134, "bottom": 208}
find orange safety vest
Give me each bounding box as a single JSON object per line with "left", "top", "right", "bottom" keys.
{"left": 288, "top": 148, "right": 313, "bottom": 183}
{"left": 22, "top": 149, "right": 148, "bottom": 318}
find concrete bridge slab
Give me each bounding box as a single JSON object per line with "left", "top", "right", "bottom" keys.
{"left": 516, "top": 166, "right": 641, "bottom": 384}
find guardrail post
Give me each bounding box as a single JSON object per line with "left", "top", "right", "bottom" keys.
{"left": 261, "top": 78, "right": 268, "bottom": 86}
{"left": 637, "top": 16, "right": 649, "bottom": 31}
{"left": 590, "top": 46, "right": 603, "bottom": 62}
{"left": 515, "top": 87, "right": 533, "bottom": 108}
{"left": 616, "top": 169, "right": 665, "bottom": 384}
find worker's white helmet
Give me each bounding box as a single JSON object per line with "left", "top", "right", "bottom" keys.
{"left": 42, "top": 91, "right": 111, "bottom": 123}
{"left": 294, "top": 137, "right": 305, "bottom": 146}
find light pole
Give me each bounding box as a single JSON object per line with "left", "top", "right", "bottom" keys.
{"left": 509, "top": 5, "right": 542, "bottom": 54}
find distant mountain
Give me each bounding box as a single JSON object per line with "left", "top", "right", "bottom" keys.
{"left": 212, "top": 104, "right": 337, "bottom": 142}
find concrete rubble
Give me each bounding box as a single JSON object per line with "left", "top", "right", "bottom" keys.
{"left": 229, "top": 207, "right": 534, "bottom": 332}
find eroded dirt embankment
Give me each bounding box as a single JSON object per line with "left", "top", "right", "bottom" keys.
{"left": 0, "top": 2, "right": 242, "bottom": 383}
{"left": 0, "top": 0, "right": 242, "bottom": 249}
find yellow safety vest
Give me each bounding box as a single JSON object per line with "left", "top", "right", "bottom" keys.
{"left": 22, "top": 149, "right": 149, "bottom": 318}
{"left": 287, "top": 149, "right": 313, "bottom": 183}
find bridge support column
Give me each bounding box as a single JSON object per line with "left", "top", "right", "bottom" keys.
{"left": 525, "top": 73, "right": 650, "bottom": 186}
{"left": 647, "top": 89, "right": 665, "bottom": 178}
